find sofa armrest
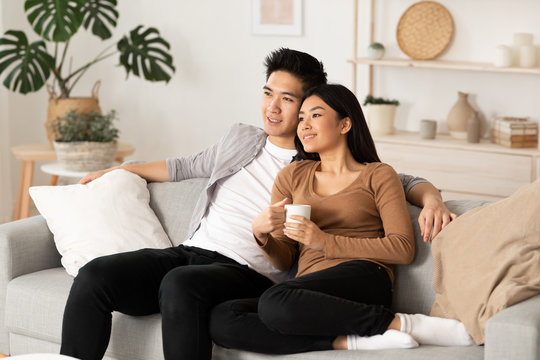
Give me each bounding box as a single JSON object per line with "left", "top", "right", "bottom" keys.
{"left": 484, "top": 294, "right": 540, "bottom": 360}
{"left": 0, "top": 215, "right": 61, "bottom": 354}
{"left": 0, "top": 215, "right": 61, "bottom": 281}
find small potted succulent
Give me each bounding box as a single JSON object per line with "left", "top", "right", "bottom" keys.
{"left": 363, "top": 95, "right": 400, "bottom": 136}
{"left": 51, "top": 109, "right": 119, "bottom": 171}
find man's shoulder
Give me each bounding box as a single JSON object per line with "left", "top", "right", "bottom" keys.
{"left": 225, "top": 123, "right": 266, "bottom": 139}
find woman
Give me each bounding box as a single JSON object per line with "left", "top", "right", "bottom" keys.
{"left": 210, "top": 84, "right": 473, "bottom": 353}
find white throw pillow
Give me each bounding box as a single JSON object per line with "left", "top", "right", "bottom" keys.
{"left": 29, "top": 169, "right": 173, "bottom": 276}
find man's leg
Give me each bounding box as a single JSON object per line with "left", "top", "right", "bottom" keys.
{"left": 60, "top": 245, "right": 229, "bottom": 360}
{"left": 159, "top": 261, "right": 273, "bottom": 360}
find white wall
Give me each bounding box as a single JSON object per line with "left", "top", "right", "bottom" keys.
{"left": 0, "top": 4, "right": 12, "bottom": 223}
{"left": 2, "top": 0, "right": 540, "bottom": 218}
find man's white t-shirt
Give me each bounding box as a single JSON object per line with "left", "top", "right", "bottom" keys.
{"left": 182, "top": 138, "right": 296, "bottom": 283}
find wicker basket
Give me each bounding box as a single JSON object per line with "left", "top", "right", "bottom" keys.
{"left": 54, "top": 141, "right": 117, "bottom": 172}
{"left": 396, "top": 1, "right": 454, "bottom": 60}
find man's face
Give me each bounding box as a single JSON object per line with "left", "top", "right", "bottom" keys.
{"left": 261, "top": 71, "right": 304, "bottom": 147}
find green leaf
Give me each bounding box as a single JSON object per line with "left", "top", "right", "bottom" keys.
{"left": 24, "top": 0, "right": 85, "bottom": 42}
{"left": 0, "top": 30, "right": 54, "bottom": 94}
{"left": 117, "top": 25, "right": 175, "bottom": 83}
{"left": 81, "top": 0, "right": 119, "bottom": 40}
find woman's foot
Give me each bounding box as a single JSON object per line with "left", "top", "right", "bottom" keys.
{"left": 343, "top": 330, "right": 418, "bottom": 350}
{"left": 397, "top": 313, "right": 475, "bottom": 346}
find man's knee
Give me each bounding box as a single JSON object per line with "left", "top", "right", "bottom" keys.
{"left": 159, "top": 266, "right": 208, "bottom": 313}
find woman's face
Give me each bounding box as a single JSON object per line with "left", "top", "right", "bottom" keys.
{"left": 297, "top": 95, "right": 349, "bottom": 154}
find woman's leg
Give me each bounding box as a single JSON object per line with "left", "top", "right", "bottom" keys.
{"left": 211, "top": 298, "right": 334, "bottom": 354}
{"left": 210, "top": 260, "right": 401, "bottom": 354}
{"left": 259, "top": 260, "right": 394, "bottom": 337}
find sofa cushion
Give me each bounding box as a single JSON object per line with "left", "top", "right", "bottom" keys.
{"left": 148, "top": 178, "right": 208, "bottom": 246}
{"left": 5, "top": 268, "right": 165, "bottom": 360}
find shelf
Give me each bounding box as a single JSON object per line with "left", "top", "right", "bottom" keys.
{"left": 348, "top": 57, "right": 540, "bottom": 75}
{"left": 373, "top": 131, "right": 540, "bottom": 156}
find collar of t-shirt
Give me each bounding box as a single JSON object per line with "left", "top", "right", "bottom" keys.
{"left": 264, "top": 137, "right": 297, "bottom": 163}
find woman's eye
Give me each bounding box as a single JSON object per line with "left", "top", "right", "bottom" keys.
{"left": 313, "top": 113, "right": 321, "bottom": 118}
{"left": 298, "top": 117, "right": 304, "bottom": 122}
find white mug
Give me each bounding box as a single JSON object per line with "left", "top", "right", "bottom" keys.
{"left": 284, "top": 204, "right": 311, "bottom": 225}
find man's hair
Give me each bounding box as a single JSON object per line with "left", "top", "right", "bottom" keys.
{"left": 264, "top": 48, "right": 327, "bottom": 91}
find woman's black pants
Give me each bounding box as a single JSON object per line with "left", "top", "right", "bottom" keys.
{"left": 60, "top": 245, "right": 273, "bottom": 360}
{"left": 210, "top": 260, "right": 395, "bottom": 354}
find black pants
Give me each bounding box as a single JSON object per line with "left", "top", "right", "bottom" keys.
{"left": 60, "top": 245, "right": 273, "bottom": 360}
{"left": 210, "top": 260, "right": 394, "bottom": 354}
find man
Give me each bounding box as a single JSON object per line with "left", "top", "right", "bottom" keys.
{"left": 61, "top": 48, "right": 454, "bottom": 360}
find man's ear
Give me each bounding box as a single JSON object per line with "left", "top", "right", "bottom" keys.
{"left": 340, "top": 117, "right": 352, "bottom": 134}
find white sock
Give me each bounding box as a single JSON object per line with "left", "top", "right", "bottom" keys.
{"left": 347, "top": 329, "right": 419, "bottom": 350}
{"left": 397, "top": 313, "right": 475, "bottom": 346}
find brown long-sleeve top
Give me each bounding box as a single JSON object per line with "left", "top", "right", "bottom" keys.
{"left": 257, "top": 160, "right": 415, "bottom": 283}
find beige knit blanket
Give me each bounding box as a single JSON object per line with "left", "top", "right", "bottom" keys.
{"left": 430, "top": 179, "right": 540, "bottom": 344}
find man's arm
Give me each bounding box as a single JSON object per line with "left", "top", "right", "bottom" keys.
{"left": 79, "top": 161, "right": 169, "bottom": 184}
{"left": 406, "top": 182, "right": 457, "bottom": 242}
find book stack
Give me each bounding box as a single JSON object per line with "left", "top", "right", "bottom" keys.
{"left": 491, "top": 117, "right": 538, "bottom": 148}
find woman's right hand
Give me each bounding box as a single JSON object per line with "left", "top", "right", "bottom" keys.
{"left": 252, "top": 198, "right": 288, "bottom": 240}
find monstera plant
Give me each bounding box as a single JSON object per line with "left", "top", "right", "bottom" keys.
{"left": 0, "top": 0, "right": 175, "bottom": 144}
{"left": 0, "top": 0, "right": 175, "bottom": 98}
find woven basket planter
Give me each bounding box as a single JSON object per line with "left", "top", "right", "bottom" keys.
{"left": 54, "top": 141, "right": 117, "bottom": 171}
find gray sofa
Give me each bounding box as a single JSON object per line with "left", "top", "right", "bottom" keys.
{"left": 1, "top": 178, "right": 540, "bottom": 360}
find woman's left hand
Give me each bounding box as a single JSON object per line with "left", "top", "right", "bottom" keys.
{"left": 284, "top": 215, "right": 330, "bottom": 251}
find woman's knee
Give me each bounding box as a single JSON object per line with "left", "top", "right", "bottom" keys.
{"left": 258, "top": 283, "right": 299, "bottom": 333}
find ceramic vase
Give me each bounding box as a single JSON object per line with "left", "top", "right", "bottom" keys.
{"left": 366, "top": 104, "right": 397, "bottom": 135}
{"left": 447, "top": 92, "right": 475, "bottom": 139}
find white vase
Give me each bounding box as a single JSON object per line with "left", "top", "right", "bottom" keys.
{"left": 366, "top": 104, "right": 397, "bottom": 136}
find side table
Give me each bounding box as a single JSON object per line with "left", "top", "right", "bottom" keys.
{"left": 11, "top": 143, "right": 135, "bottom": 220}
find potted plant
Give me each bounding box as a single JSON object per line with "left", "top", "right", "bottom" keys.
{"left": 363, "top": 95, "right": 400, "bottom": 136}
{"left": 0, "top": 0, "right": 175, "bottom": 143}
{"left": 51, "top": 109, "right": 119, "bottom": 171}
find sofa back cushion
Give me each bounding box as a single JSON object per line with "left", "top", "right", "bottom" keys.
{"left": 148, "top": 178, "right": 208, "bottom": 246}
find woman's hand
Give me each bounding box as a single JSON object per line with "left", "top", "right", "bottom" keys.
{"left": 252, "top": 198, "right": 288, "bottom": 240}
{"left": 284, "top": 215, "right": 330, "bottom": 251}
{"left": 418, "top": 199, "right": 457, "bottom": 242}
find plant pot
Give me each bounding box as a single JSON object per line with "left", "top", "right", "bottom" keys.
{"left": 366, "top": 104, "right": 397, "bottom": 136}
{"left": 54, "top": 141, "right": 117, "bottom": 171}
{"left": 46, "top": 81, "right": 102, "bottom": 147}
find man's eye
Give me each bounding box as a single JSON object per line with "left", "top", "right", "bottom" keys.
{"left": 264, "top": 91, "right": 272, "bottom": 96}
{"left": 284, "top": 97, "right": 293, "bottom": 102}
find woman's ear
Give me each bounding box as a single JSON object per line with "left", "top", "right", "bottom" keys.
{"left": 340, "top": 117, "right": 352, "bottom": 134}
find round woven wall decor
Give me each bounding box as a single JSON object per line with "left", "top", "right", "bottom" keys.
{"left": 396, "top": 1, "right": 454, "bottom": 60}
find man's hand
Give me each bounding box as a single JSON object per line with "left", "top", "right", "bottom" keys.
{"left": 78, "top": 168, "right": 114, "bottom": 185}
{"left": 418, "top": 199, "right": 457, "bottom": 242}
{"left": 284, "top": 215, "right": 330, "bottom": 251}
{"left": 252, "top": 198, "right": 288, "bottom": 240}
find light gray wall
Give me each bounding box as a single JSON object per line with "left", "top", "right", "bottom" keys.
{"left": 2, "top": 0, "right": 540, "bottom": 219}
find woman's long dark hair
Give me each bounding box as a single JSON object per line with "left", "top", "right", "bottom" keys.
{"left": 294, "top": 84, "right": 381, "bottom": 163}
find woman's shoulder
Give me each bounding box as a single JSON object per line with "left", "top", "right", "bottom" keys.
{"left": 363, "top": 162, "right": 400, "bottom": 182}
